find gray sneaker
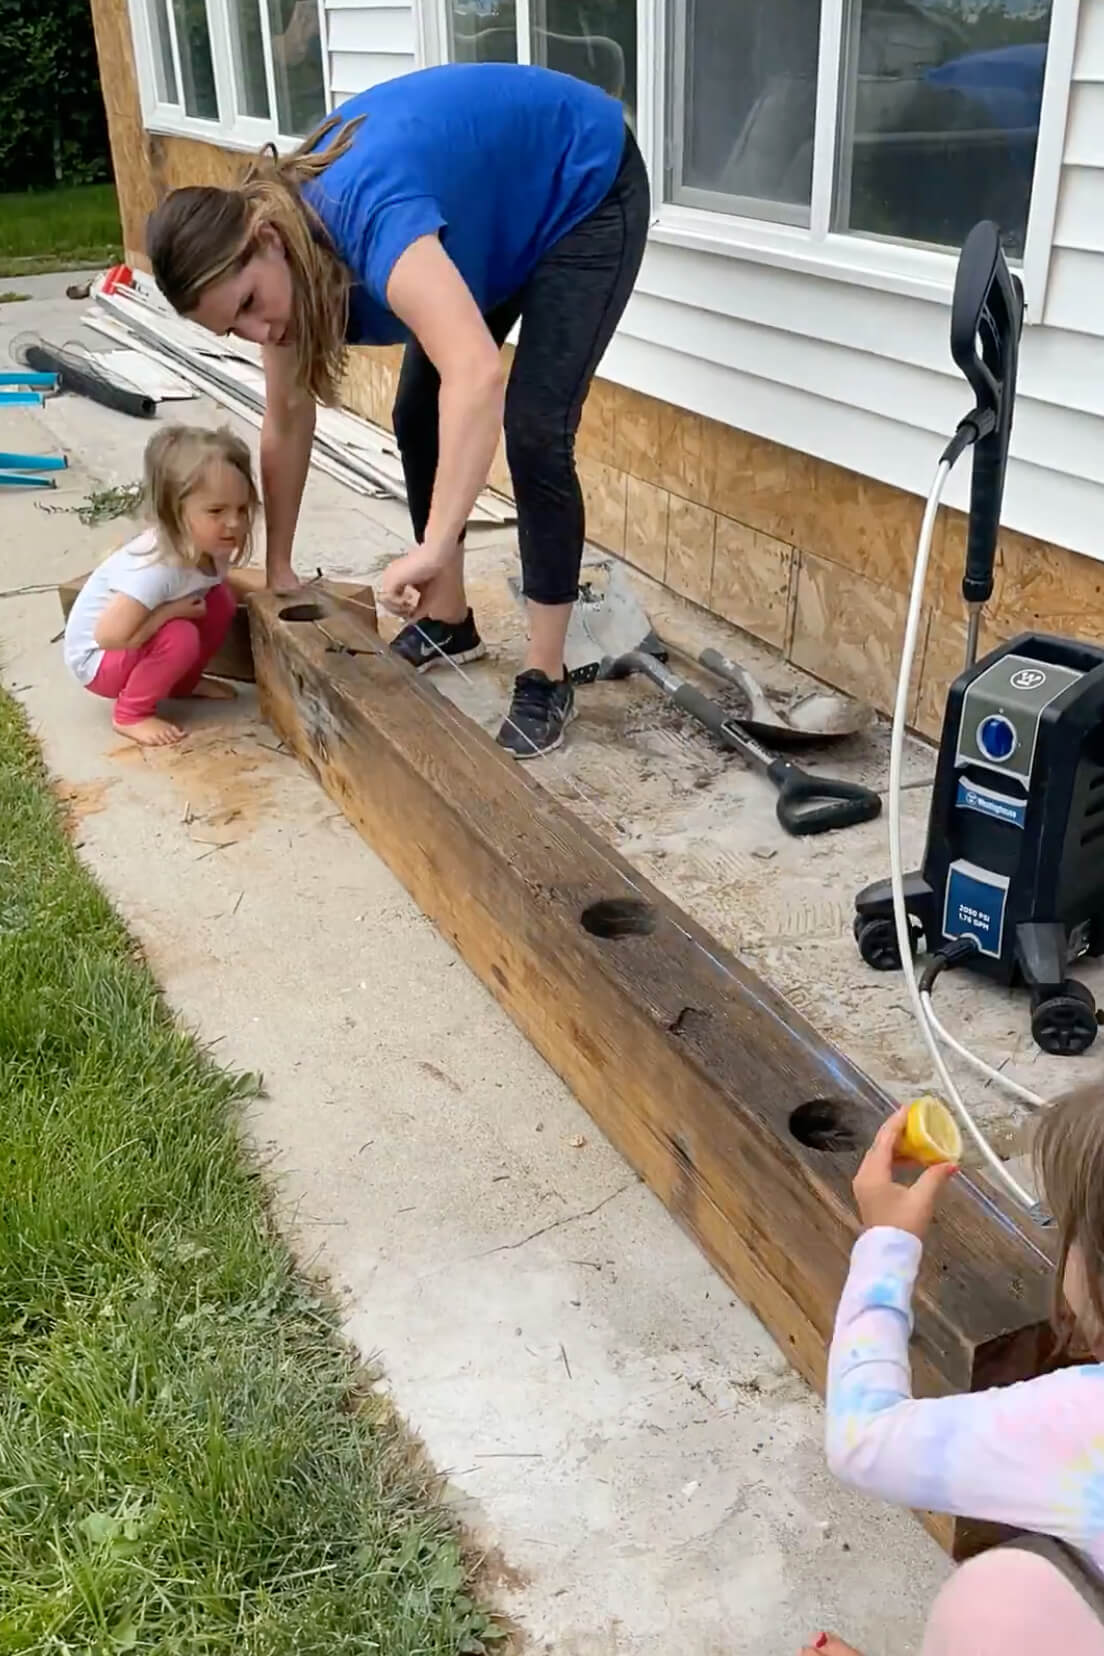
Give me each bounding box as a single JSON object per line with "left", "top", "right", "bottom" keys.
{"left": 496, "top": 670, "right": 576, "bottom": 759}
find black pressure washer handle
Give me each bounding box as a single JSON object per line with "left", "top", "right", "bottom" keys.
{"left": 948, "top": 221, "right": 1024, "bottom": 607}
{"left": 669, "top": 681, "right": 881, "bottom": 836}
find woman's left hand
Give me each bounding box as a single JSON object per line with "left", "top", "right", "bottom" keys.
{"left": 378, "top": 546, "right": 447, "bottom": 618}
{"left": 853, "top": 1105, "right": 958, "bottom": 1240}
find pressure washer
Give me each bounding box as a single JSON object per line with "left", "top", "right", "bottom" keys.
{"left": 853, "top": 220, "right": 1104, "bottom": 1217}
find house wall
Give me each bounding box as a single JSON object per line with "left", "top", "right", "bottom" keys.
{"left": 326, "top": 0, "right": 417, "bottom": 102}
{"left": 92, "top": 0, "right": 1104, "bottom": 740}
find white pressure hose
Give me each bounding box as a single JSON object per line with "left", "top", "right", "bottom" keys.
{"left": 888, "top": 459, "right": 1041, "bottom": 1212}
{"left": 919, "top": 992, "right": 1046, "bottom": 1110}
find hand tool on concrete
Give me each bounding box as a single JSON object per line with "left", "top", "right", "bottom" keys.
{"left": 517, "top": 567, "right": 882, "bottom": 835}
{"left": 538, "top": 568, "right": 670, "bottom": 681}
{"left": 686, "top": 643, "right": 873, "bottom": 745}
{"left": 515, "top": 569, "right": 871, "bottom": 743}
{"left": 600, "top": 645, "right": 881, "bottom": 835}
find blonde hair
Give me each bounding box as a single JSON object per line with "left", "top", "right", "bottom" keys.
{"left": 146, "top": 116, "right": 364, "bottom": 407}
{"left": 142, "top": 425, "right": 258, "bottom": 568}
{"left": 1034, "top": 1085, "right": 1104, "bottom": 1346}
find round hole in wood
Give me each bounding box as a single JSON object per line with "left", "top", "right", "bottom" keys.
{"left": 279, "top": 602, "right": 324, "bottom": 622}
{"left": 581, "top": 897, "right": 657, "bottom": 939}
{"left": 788, "top": 1098, "right": 863, "bottom": 1153}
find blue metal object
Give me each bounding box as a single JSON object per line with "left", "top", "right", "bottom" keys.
{"left": 0, "top": 370, "right": 66, "bottom": 481}
{"left": 0, "top": 449, "right": 68, "bottom": 490}
{"left": 0, "top": 369, "right": 59, "bottom": 408}
{"left": 0, "top": 452, "right": 67, "bottom": 470}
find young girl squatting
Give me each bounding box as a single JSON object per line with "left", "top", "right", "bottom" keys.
{"left": 64, "top": 426, "right": 256, "bottom": 748}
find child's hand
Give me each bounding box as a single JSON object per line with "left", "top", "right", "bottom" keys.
{"left": 853, "top": 1106, "right": 958, "bottom": 1240}
{"left": 174, "top": 594, "right": 208, "bottom": 620}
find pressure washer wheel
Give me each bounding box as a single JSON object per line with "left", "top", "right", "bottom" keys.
{"left": 854, "top": 913, "right": 923, "bottom": 972}
{"left": 1030, "top": 980, "right": 1099, "bottom": 1057}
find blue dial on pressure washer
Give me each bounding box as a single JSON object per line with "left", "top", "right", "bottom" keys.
{"left": 978, "top": 714, "right": 1017, "bottom": 763}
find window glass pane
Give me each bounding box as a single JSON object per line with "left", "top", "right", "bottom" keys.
{"left": 266, "top": 0, "right": 327, "bottom": 135}
{"left": 668, "top": 0, "right": 822, "bottom": 223}
{"left": 229, "top": 0, "right": 271, "bottom": 119}
{"left": 530, "top": 0, "right": 637, "bottom": 127}
{"left": 171, "top": 0, "right": 219, "bottom": 120}
{"left": 836, "top": 0, "right": 1052, "bottom": 256}
{"left": 448, "top": 0, "right": 519, "bottom": 62}
{"left": 149, "top": 0, "right": 179, "bottom": 103}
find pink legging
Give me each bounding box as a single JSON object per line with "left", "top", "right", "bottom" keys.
{"left": 88, "top": 582, "right": 236, "bottom": 725}
{"left": 922, "top": 1546, "right": 1104, "bottom": 1654}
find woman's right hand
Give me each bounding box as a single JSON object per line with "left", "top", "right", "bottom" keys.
{"left": 852, "top": 1106, "right": 958, "bottom": 1240}
{"left": 379, "top": 546, "right": 451, "bottom": 618}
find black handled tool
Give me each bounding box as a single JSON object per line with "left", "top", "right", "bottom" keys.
{"left": 947, "top": 221, "right": 1024, "bottom": 662}
{"left": 602, "top": 651, "right": 882, "bottom": 837}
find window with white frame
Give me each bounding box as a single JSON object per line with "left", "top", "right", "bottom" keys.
{"left": 139, "top": 0, "right": 328, "bottom": 140}
{"left": 667, "top": 0, "right": 1053, "bottom": 257}
{"left": 446, "top": 0, "right": 638, "bottom": 128}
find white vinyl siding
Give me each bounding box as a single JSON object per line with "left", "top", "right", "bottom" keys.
{"left": 326, "top": 0, "right": 416, "bottom": 100}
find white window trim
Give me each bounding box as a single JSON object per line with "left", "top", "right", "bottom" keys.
{"left": 412, "top": 0, "right": 442, "bottom": 72}
{"left": 1020, "top": 0, "right": 1080, "bottom": 315}
{"left": 648, "top": 0, "right": 1082, "bottom": 324}
{"left": 415, "top": 0, "right": 1080, "bottom": 325}
{"left": 126, "top": 0, "right": 332, "bottom": 152}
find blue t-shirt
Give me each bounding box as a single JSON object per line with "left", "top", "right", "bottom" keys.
{"left": 302, "top": 63, "right": 626, "bottom": 345}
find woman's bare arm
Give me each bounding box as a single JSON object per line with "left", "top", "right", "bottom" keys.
{"left": 261, "top": 341, "right": 317, "bottom": 588}
{"left": 386, "top": 235, "right": 506, "bottom": 558}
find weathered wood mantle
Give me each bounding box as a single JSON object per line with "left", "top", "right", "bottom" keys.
{"left": 250, "top": 589, "right": 1057, "bottom": 1560}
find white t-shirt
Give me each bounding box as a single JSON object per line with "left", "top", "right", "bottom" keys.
{"left": 64, "top": 529, "right": 223, "bottom": 686}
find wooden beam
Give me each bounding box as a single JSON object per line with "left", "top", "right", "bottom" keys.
{"left": 249, "top": 590, "right": 1058, "bottom": 1561}
{"left": 57, "top": 568, "right": 376, "bottom": 683}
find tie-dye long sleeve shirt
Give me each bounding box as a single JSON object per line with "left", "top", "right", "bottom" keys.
{"left": 826, "top": 1225, "right": 1104, "bottom": 1572}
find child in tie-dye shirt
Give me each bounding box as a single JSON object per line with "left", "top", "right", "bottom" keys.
{"left": 801, "top": 1088, "right": 1104, "bottom": 1656}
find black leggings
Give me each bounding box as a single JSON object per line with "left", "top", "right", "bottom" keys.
{"left": 392, "top": 126, "right": 651, "bottom": 606}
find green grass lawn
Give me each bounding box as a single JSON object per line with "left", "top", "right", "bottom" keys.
{"left": 0, "top": 691, "right": 498, "bottom": 1653}
{"left": 0, "top": 183, "right": 123, "bottom": 276}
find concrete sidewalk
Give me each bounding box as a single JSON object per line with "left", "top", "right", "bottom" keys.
{"left": 0, "top": 278, "right": 948, "bottom": 1654}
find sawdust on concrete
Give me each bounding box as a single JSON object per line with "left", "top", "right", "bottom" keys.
{"left": 116, "top": 725, "right": 279, "bottom": 842}
{"left": 51, "top": 773, "right": 118, "bottom": 822}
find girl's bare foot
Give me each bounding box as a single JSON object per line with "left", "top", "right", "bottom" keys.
{"left": 800, "top": 1638, "right": 863, "bottom": 1656}
{"left": 186, "top": 676, "right": 237, "bottom": 701}
{"left": 113, "top": 716, "right": 185, "bottom": 748}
